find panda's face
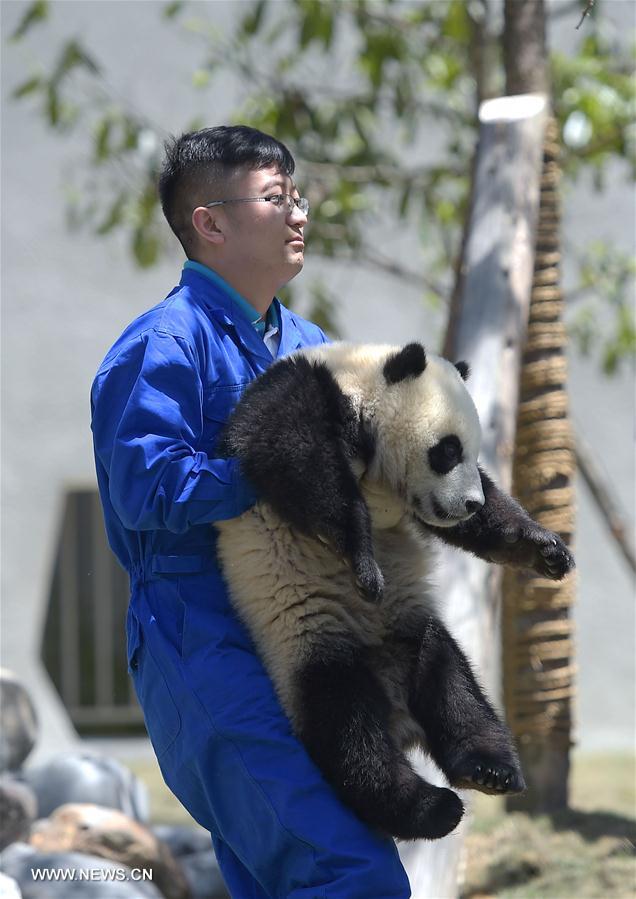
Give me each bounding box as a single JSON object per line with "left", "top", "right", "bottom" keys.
{"left": 370, "top": 344, "right": 485, "bottom": 528}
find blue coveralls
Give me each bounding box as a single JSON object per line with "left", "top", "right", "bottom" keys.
{"left": 90, "top": 265, "right": 411, "bottom": 899}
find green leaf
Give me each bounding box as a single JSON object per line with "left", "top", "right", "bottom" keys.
{"left": 46, "top": 83, "right": 60, "bottom": 126}
{"left": 307, "top": 278, "right": 339, "bottom": 337}
{"left": 299, "top": 0, "right": 335, "bottom": 50}
{"left": 299, "top": 9, "right": 313, "bottom": 49}
{"left": 53, "top": 40, "right": 100, "bottom": 83}
{"left": 133, "top": 226, "right": 160, "bottom": 267}
{"left": 163, "top": 0, "right": 186, "bottom": 19}
{"left": 442, "top": 0, "right": 470, "bottom": 43}
{"left": 11, "top": 76, "right": 42, "bottom": 100}
{"left": 95, "top": 193, "right": 127, "bottom": 234}
{"left": 10, "top": 0, "right": 48, "bottom": 41}
{"left": 602, "top": 346, "right": 618, "bottom": 375}
{"left": 398, "top": 184, "right": 411, "bottom": 218}
{"left": 319, "top": 7, "right": 334, "bottom": 49}
{"left": 122, "top": 119, "right": 140, "bottom": 151}
{"left": 192, "top": 68, "right": 211, "bottom": 88}
{"left": 241, "top": 0, "right": 266, "bottom": 37}
{"left": 94, "top": 118, "right": 112, "bottom": 162}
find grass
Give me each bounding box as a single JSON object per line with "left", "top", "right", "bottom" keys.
{"left": 122, "top": 750, "right": 635, "bottom": 897}
{"left": 122, "top": 755, "right": 195, "bottom": 827}
{"left": 461, "top": 752, "right": 636, "bottom": 899}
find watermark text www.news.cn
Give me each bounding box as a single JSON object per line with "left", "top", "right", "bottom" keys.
{"left": 30, "top": 867, "right": 153, "bottom": 882}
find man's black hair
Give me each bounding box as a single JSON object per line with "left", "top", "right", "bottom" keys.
{"left": 158, "top": 125, "right": 296, "bottom": 257}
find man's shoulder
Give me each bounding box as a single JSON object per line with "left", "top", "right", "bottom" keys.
{"left": 96, "top": 284, "right": 214, "bottom": 374}
{"left": 281, "top": 305, "right": 330, "bottom": 347}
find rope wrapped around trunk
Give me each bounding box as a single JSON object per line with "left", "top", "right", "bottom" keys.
{"left": 502, "top": 119, "right": 576, "bottom": 751}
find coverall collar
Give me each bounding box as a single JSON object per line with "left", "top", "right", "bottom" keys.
{"left": 180, "top": 264, "right": 302, "bottom": 364}
{"left": 183, "top": 261, "right": 279, "bottom": 334}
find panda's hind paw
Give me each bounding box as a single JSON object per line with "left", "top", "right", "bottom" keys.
{"left": 451, "top": 756, "right": 526, "bottom": 796}
{"left": 470, "top": 762, "right": 526, "bottom": 795}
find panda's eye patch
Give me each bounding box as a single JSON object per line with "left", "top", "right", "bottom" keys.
{"left": 428, "top": 435, "right": 463, "bottom": 474}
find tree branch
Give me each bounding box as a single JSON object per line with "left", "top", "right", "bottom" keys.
{"left": 576, "top": 0, "right": 595, "bottom": 30}
{"left": 574, "top": 426, "right": 636, "bottom": 574}
{"left": 350, "top": 248, "right": 449, "bottom": 299}
{"left": 301, "top": 159, "right": 462, "bottom": 186}
{"left": 547, "top": 0, "right": 586, "bottom": 21}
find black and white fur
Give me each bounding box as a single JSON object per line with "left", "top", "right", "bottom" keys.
{"left": 215, "top": 342, "right": 574, "bottom": 841}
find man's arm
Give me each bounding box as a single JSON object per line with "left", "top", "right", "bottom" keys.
{"left": 425, "top": 468, "right": 575, "bottom": 580}
{"left": 91, "top": 330, "right": 257, "bottom": 534}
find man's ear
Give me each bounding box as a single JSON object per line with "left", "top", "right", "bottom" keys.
{"left": 191, "top": 207, "right": 225, "bottom": 246}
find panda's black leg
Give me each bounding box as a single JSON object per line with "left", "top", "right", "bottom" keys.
{"left": 427, "top": 468, "right": 575, "bottom": 580}
{"left": 294, "top": 645, "right": 464, "bottom": 840}
{"left": 338, "top": 495, "right": 384, "bottom": 602}
{"left": 406, "top": 617, "right": 526, "bottom": 796}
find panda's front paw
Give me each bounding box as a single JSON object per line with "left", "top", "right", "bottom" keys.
{"left": 354, "top": 555, "right": 384, "bottom": 603}
{"left": 535, "top": 530, "right": 575, "bottom": 580}
{"left": 514, "top": 522, "right": 575, "bottom": 580}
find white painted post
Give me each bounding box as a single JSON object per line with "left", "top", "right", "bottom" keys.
{"left": 399, "top": 93, "right": 547, "bottom": 899}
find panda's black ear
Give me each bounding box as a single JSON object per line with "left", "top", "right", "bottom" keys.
{"left": 383, "top": 343, "right": 427, "bottom": 385}
{"left": 455, "top": 360, "right": 470, "bottom": 381}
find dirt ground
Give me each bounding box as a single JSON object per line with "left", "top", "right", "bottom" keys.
{"left": 461, "top": 753, "right": 635, "bottom": 898}
{"left": 126, "top": 750, "right": 635, "bottom": 898}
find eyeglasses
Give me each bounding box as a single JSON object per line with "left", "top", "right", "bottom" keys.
{"left": 204, "top": 194, "right": 310, "bottom": 215}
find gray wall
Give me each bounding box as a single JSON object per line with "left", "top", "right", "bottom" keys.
{"left": 1, "top": 0, "right": 633, "bottom": 761}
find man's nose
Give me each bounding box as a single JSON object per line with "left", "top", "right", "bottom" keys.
{"left": 288, "top": 203, "right": 308, "bottom": 224}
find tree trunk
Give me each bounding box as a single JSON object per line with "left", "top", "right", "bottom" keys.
{"left": 501, "top": 0, "right": 577, "bottom": 813}
{"left": 503, "top": 0, "right": 549, "bottom": 95}
{"left": 400, "top": 92, "right": 547, "bottom": 899}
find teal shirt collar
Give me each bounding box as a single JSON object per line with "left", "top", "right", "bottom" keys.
{"left": 183, "top": 260, "right": 279, "bottom": 335}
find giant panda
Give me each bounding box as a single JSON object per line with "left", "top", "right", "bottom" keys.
{"left": 214, "top": 342, "right": 574, "bottom": 841}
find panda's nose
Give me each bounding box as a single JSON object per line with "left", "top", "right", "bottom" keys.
{"left": 465, "top": 499, "right": 483, "bottom": 515}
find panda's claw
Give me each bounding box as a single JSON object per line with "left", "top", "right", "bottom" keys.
{"left": 449, "top": 752, "right": 526, "bottom": 796}
{"left": 491, "top": 518, "right": 574, "bottom": 579}
{"left": 468, "top": 761, "right": 525, "bottom": 794}
{"left": 517, "top": 523, "right": 575, "bottom": 580}
{"left": 535, "top": 530, "right": 575, "bottom": 580}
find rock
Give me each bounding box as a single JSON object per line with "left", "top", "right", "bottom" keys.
{"left": 179, "top": 850, "right": 229, "bottom": 899}
{"left": 0, "top": 776, "right": 37, "bottom": 849}
{"left": 149, "top": 827, "right": 228, "bottom": 898}
{"left": 0, "top": 871, "right": 22, "bottom": 899}
{"left": 30, "top": 803, "right": 190, "bottom": 899}
{"left": 21, "top": 753, "right": 149, "bottom": 822}
{"left": 0, "top": 842, "right": 162, "bottom": 897}
{"left": 151, "top": 825, "right": 212, "bottom": 859}
{"left": 0, "top": 669, "right": 38, "bottom": 772}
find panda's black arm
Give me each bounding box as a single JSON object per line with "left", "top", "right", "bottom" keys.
{"left": 217, "top": 355, "right": 384, "bottom": 600}
{"left": 427, "top": 468, "right": 575, "bottom": 580}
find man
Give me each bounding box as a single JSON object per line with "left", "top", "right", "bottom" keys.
{"left": 91, "top": 126, "right": 410, "bottom": 898}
